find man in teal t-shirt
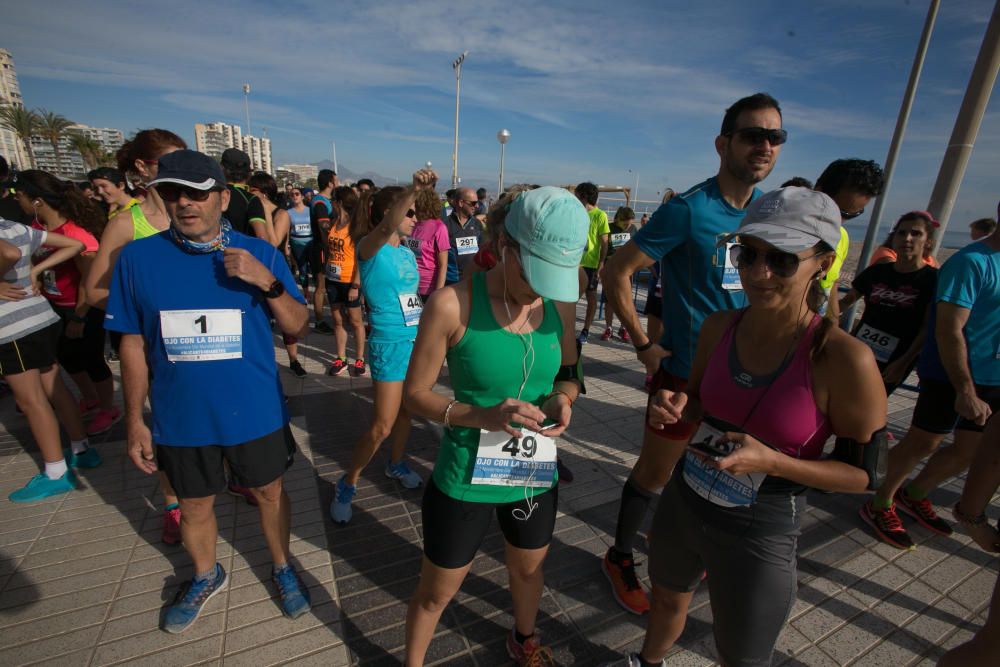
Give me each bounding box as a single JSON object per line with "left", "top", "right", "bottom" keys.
{"left": 575, "top": 181, "right": 609, "bottom": 344}
{"left": 597, "top": 93, "right": 787, "bottom": 623}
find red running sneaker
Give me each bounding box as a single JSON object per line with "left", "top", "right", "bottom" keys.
{"left": 895, "top": 489, "right": 953, "bottom": 536}
{"left": 353, "top": 358, "right": 366, "bottom": 376}
{"left": 600, "top": 328, "right": 613, "bottom": 341}
{"left": 619, "top": 327, "right": 631, "bottom": 343}
{"left": 327, "top": 358, "right": 348, "bottom": 377}
{"left": 162, "top": 506, "right": 182, "bottom": 545}
{"left": 602, "top": 548, "right": 650, "bottom": 615}
{"left": 506, "top": 628, "right": 554, "bottom": 666}
{"left": 859, "top": 500, "right": 914, "bottom": 549}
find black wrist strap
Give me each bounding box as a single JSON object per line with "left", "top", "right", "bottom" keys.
{"left": 634, "top": 340, "right": 653, "bottom": 352}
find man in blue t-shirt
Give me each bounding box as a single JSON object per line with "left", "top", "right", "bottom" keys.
{"left": 599, "top": 93, "right": 786, "bottom": 621}
{"left": 860, "top": 228, "right": 1000, "bottom": 550}
{"left": 105, "top": 150, "right": 312, "bottom": 634}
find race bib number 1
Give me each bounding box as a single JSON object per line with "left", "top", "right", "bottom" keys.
{"left": 399, "top": 293, "right": 422, "bottom": 326}
{"left": 472, "top": 428, "right": 557, "bottom": 487}
{"left": 456, "top": 236, "right": 479, "bottom": 256}
{"left": 160, "top": 309, "right": 242, "bottom": 361}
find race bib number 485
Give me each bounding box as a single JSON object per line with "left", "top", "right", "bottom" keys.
{"left": 160, "top": 309, "right": 243, "bottom": 361}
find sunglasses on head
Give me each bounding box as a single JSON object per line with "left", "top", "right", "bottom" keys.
{"left": 156, "top": 183, "right": 218, "bottom": 203}
{"left": 729, "top": 243, "right": 815, "bottom": 278}
{"left": 725, "top": 127, "right": 788, "bottom": 146}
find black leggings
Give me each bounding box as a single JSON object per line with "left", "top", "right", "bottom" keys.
{"left": 54, "top": 305, "right": 112, "bottom": 382}
{"left": 421, "top": 478, "right": 558, "bottom": 569}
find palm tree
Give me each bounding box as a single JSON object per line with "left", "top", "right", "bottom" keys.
{"left": 35, "top": 110, "right": 75, "bottom": 175}
{"left": 66, "top": 130, "right": 103, "bottom": 171}
{"left": 0, "top": 104, "right": 39, "bottom": 168}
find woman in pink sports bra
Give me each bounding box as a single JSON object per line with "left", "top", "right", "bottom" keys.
{"left": 616, "top": 188, "right": 886, "bottom": 667}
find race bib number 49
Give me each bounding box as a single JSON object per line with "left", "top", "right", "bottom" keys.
{"left": 472, "top": 428, "right": 557, "bottom": 487}
{"left": 160, "top": 309, "right": 242, "bottom": 361}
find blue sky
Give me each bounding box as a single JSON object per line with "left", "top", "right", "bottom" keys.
{"left": 2, "top": 0, "right": 997, "bottom": 237}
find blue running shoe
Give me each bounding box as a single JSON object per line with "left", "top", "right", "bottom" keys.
{"left": 8, "top": 471, "right": 76, "bottom": 503}
{"left": 63, "top": 447, "right": 102, "bottom": 469}
{"left": 385, "top": 460, "right": 422, "bottom": 489}
{"left": 330, "top": 476, "right": 356, "bottom": 524}
{"left": 273, "top": 563, "right": 311, "bottom": 619}
{"left": 161, "top": 563, "right": 228, "bottom": 634}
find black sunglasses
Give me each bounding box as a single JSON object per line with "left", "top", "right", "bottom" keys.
{"left": 405, "top": 208, "right": 417, "bottom": 218}
{"left": 156, "top": 183, "right": 218, "bottom": 202}
{"left": 840, "top": 207, "right": 865, "bottom": 221}
{"left": 725, "top": 127, "right": 788, "bottom": 146}
{"left": 729, "top": 243, "right": 814, "bottom": 278}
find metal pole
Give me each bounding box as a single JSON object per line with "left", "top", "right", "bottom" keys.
{"left": 451, "top": 51, "right": 467, "bottom": 190}
{"left": 633, "top": 171, "right": 639, "bottom": 209}
{"left": 927, "top": 0, "right": 1000, "bottom": 254}
{"left": 242, "top": 83, "right": 251, "bottom": 136}
{"left": 499, "top": 143, "right": 506, "bottom": 194}
{"left": 845, "top": 0, "right": 939, "bottom": 328}
{"left": 332, "top": 142, "right": 338, "bottom": 175}
{"left": 497, "top": 128, "right": 510, "bottom": 196}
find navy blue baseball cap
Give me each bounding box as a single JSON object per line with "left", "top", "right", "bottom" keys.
{"left": 149, "top": 150, "right": 226, "bottom": 190}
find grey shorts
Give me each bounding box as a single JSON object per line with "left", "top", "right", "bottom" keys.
{"left": 649, "top": 478, "right": 798, "bottom": 667}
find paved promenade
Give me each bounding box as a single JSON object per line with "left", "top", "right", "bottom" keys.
{"left": 0, "top": 303, "right": 996, "bottom": 666}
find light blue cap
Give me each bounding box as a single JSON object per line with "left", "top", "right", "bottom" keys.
{"left": 504, "top": 187, "right": 589, "bottom": 302}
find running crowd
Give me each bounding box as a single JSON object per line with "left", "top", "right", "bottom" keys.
{"left": 0, "top": 91, "right": 997, "bottom": 667}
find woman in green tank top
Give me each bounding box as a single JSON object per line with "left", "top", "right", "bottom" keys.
{"left": 402, "top": 187, "right": 589, "bottom": 666}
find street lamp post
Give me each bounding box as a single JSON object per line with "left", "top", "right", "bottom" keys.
{"left": 451, "top": 51, "right": 468, "bottom": 189}
{"left": 497, "top": 129, "right": 511, "bottom": 196}
{"left": 242, "top": 83, "right": 251, "bottom": 136}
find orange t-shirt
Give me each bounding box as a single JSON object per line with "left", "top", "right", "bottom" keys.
{"left": 868, "top": 246, "right": 939, "bottom": 268}
{"left": 326, "top": 224, "right": 356, "bottom": 284}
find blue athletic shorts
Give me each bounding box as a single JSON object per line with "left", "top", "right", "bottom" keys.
{"left": 368, "top": 338, "right": 415, "bottom": 382}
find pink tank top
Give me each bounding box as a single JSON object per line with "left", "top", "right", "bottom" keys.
{"left": 701, "top": 310, "right": 831, "bottom": 460}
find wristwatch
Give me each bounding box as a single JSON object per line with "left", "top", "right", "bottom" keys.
{"left": 263, "top": 279, "right": 285, "bottom": 299}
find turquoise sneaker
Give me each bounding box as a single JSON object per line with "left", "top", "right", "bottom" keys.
{"left": 8, "top": 471, "right": 76, "bottom": 503}
{"left": 330, "top": 476, "right": 356, "bottom": 524}
{"left": 273, "top": 563, "right": 311, "bottom": 619}
{"left": 385, "top": 460, "right": 422, "bottom": 489}
{"left": 63, "top": 447, "right": 102, "bottom": 469}
{"left": 161, "top": 563, "right": 227, "bottom": 634}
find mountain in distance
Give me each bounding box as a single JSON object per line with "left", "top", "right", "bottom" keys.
{"left": 312, "top": 160, "right": 398, "bottom": 187}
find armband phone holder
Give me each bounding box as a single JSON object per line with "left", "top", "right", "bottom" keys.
{"left": 831, "top": 427, "right": 888, "bottom": 491}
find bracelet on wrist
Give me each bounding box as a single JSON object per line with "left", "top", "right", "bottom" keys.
{"left": 443, "top": 399, "right": 459, "bottom": 430}
{"left": 547, "top": 389, "right": 574, "bottom": 406}
{"left": 634, "top": 339, "right": 653, "bottom": 353}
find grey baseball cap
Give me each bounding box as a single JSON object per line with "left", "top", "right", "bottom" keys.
{"left": 720, "top": 187, "right": 842, "bottom": 253}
